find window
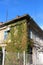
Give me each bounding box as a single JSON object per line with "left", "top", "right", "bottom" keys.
{"left": 27, "top": 45, "right": 32, "bottom": 64}
{"left": 30, "top": 30, "right": 32, "bottom": 39}
{"left": 4, "top": 31, "right": 8, "bottom": 40}
{"left": 4, "top": 27, "right": 10, "bottom": 40}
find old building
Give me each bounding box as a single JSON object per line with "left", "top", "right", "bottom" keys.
{"left": 0, "top": 14, "right": 43, "bottom": 65}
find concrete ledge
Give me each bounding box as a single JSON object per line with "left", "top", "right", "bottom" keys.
{"left": 0, "top": 44, "right": 6, "bottom": 47}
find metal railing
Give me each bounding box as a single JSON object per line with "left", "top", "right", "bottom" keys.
{"left": 4, "top": 52, "right": 33, "bottom": 65}
{"left": 4, "top": 52, "right": 43, "bottom": 65}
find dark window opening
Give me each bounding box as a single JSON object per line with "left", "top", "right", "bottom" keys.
{"left": 0, "top": 47, "right": 3, "bottom": 65}
{"left": 27, "top": 44, "right": 32, "bottom": 54}
{"left": 27, "top": 45, "right": 32, "bottom": 64}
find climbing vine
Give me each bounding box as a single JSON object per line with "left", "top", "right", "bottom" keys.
{"left": 5, "top": 20, "right": 27, "bottom": 52}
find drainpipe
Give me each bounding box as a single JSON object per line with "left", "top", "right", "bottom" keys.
{"left": 23, "top": 51, "right": 25, "bottom": 65}
{"left": 2, "top": 47, "right": 5, "bottom": 65}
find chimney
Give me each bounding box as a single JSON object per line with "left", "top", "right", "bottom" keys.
{"left": 16, "top": 16, "right": 20, "bottom": 18}
{"left": 0, "top": 22, "right": 3, "bottom": 25}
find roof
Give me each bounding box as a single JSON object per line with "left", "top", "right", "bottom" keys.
{"left": 29, "top": 18, "right": 43, "bottom": 37}
{"left": 0, "top": 14, "right": 43, "bottom": 37}
{"left": 0, "top": 14, "right": 30, "bottom": 27}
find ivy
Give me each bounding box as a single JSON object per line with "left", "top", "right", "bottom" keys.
{"left": 5, "top": 20, "right": 31, "bottom": 53}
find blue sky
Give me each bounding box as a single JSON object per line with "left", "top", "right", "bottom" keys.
{"left": 0, "top": 0, "right": 43, "bottom": 29}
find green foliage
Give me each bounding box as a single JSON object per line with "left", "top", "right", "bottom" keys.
{"left": 5, "top": 20, "right": 27, "bottom": 52}
{"left": 4, "top": 19, "right": 34, "bottom": 54}
{"left": 26, "top": 39, "right": 33, "bottom": 54}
